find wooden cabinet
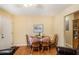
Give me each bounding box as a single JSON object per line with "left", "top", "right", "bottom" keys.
{"left": 73, "top": 11, "right": 79, "bottom": 48}
{"left": 73, "top": 19, "right": 79, "bottom": 48}
{"left": 64, "top": 11, "right": 79, "bottom": 49}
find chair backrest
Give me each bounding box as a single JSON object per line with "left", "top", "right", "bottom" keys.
{"left": 42, "top": 36, "right": 50, "bottom": 42}
{"left": 32, "top": 42, "right": 40, "bottom": 47}
{"left": 26, "top": 34, "right": 30, "bottom": 46}
{"left": 42, "top": 36, "right": 50, "bottom": 46}
{"left": 52, "top": 34, "right": 58, "bottom": 46}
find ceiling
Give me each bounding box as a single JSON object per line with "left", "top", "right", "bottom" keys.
{"left": 0, "top": 4, "right": 72, "bottom": 16}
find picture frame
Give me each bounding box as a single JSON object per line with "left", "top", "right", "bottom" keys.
{"left": 33, "top": 24, "right": 44, "bottom": 33}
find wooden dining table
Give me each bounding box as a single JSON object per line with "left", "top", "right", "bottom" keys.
{"left": 28, "top": 36, "right": 51, "bottom": 46}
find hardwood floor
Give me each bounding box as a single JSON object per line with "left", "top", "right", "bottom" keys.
{"left": 14, "top": 46, "right": 57, "bottom": 55}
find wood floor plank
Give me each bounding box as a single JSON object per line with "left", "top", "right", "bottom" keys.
{"left": 14, "top": 46, "right": 57, "bottom": 55}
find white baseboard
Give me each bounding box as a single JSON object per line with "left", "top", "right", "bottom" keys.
{"left": 13, "top": 44, "right": 27, "bottom": 47}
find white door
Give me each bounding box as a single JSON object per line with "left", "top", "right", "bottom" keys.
{"left": 0, "top": 16, "right": 12, "bottom": 50}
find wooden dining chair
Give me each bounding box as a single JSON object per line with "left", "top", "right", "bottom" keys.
{"left": 50, "top": 34, "right": 58, "bottom": 48}
{"left": 31, "top": 41, "right": 40, "bottom": 54}
{"left": 26, "top": 34, "right": 31, "bottom": 48}
{"left": 30, "top": 37, "right": 40, "bottom": 54}
{"left": 41, "top": 36, "right": 50, "bottom": 54}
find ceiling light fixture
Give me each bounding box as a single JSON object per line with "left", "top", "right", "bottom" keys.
{"left": 24, "top": 4, "right": 34, "bottom": 7}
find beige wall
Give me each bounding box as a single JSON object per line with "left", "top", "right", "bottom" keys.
{"left": 13, "top": 16, "right": 55, "bottom": 46}
{"left": 0, "top": 9, "right": 55, "bottom": 46}
{"left": 0, "top": 9, "right": 13, "bottom": 20}
{"left": 1, "top": 4, "right": 79, "bottom": 47}
{"left": 54, "top": 4, "right": 79, "bottom": 47}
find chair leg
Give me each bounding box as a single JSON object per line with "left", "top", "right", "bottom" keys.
{"left": 48, "top": 47, "right": 50, "bottom": 54}
{"left": 41, "top": 47, "right": 44, "bottom": 54}
{"left": 41, "top": 47, "right": 43, "bottom": 53}
{"left": 30, "top": 47, "right": 32, "bottom": 55}
{"left": 38, "top": 47, "right": 39, "bottom": 55}
{"left": 31, "top": 48, "right": 33, "bottom": 55}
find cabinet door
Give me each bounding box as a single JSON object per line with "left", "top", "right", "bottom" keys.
{"left": 64, "top": 14, "right": 74, "bottom": 48}
{"left": 73, "top": 20, "right": 79, "bottom": 48}
{"left": 0, "top": 16, "right": 12, "bottom": 50}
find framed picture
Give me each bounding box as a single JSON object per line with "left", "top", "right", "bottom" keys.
{"left": 33, "top": 24, "right": 44, "bottom": 33}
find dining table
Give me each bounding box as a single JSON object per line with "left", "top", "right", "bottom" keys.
{"left": 28, "top": 35, "right": 51, "bottom": 46}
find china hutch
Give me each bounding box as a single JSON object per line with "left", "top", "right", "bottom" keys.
{"left": 64, "top": 11, "right": 79, "bottom": 49}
